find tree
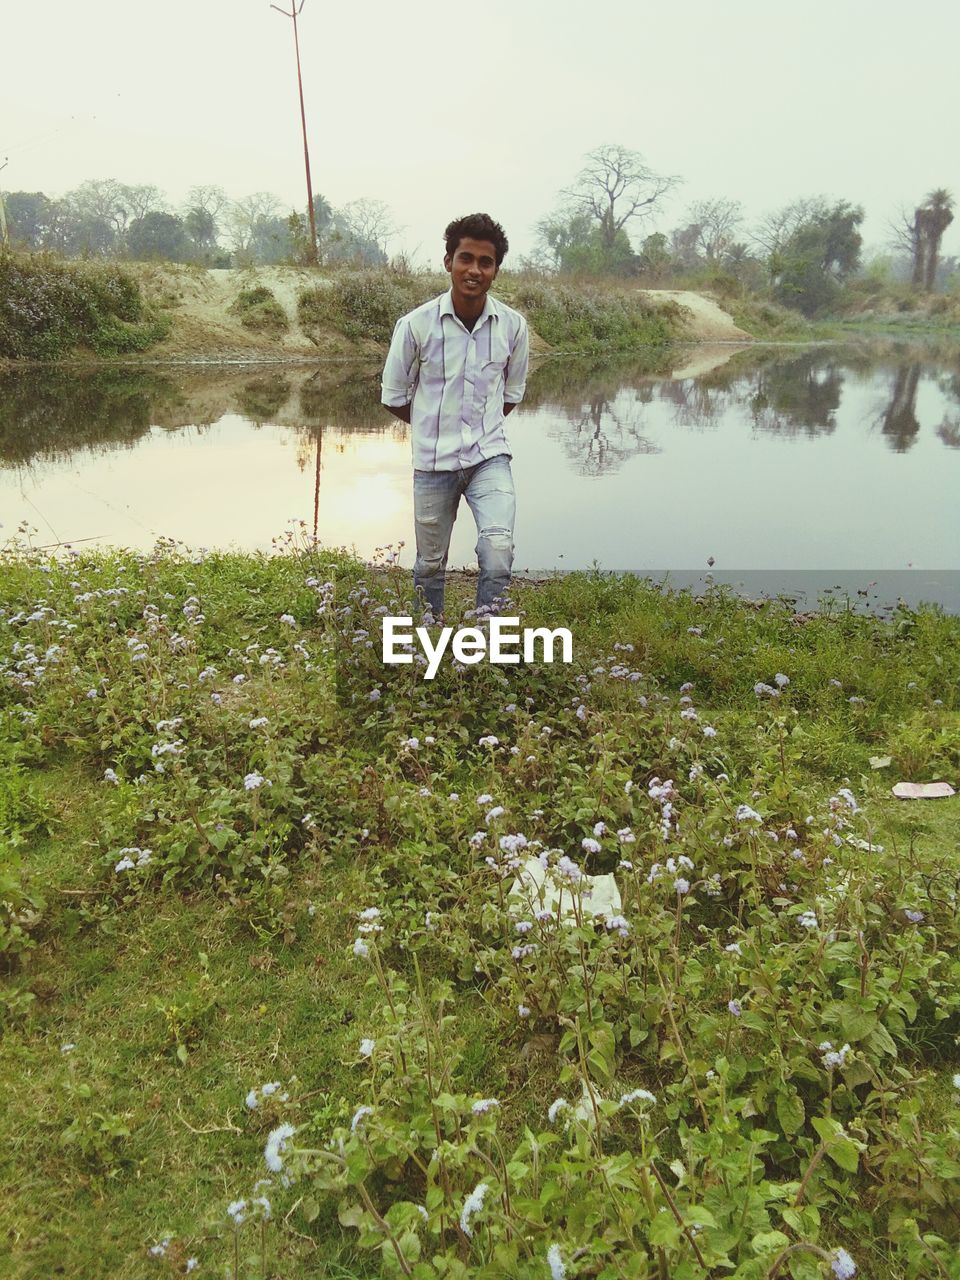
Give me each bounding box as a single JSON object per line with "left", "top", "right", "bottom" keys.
{"left": 911, "top": 189, "right": 954, "bottom": 291}
{"left": 338, "top": 198, "right": 397, "bottom": 260}
{"left": 224, "top": 192, "right": 284, "bottom": 259}
{"left": 685, "top": 198, "right": 744, "bottom": 264}
{"left": 534, "top": 210, "right": 637, "bottom": 277}
{"left": 126, "top": 211, "right": 192, "bottom": 261}
{"left": 119, "top": 184, "right": 166, "bottom": 223}
{"left": 635, "top": 232, "right": 675, "bottom": 282}
{"left": 769, "top": 200, "right": 864, "bottom": 316}
{"left": 4, "top": 191, "right": 61, "bottom": 249}
{"left": 562, "top": 144, "right": 680, "bottom": 252}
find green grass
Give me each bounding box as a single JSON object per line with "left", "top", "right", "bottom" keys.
{"left": 1, "top": 540, "right": 959, "bottom": 1277}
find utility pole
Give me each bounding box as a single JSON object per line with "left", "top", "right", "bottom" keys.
{"left": 270, "top": 0, "right": 318, "bottom": 266}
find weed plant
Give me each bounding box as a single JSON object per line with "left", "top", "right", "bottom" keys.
{"left": 0, "top": 252, "right": 170, "bottom": 359}
{"left": 228, "top": 287, "right": 290, "bottom": 335}
{"left": 1, "top": 528, "right": 959, "bottom": 1278}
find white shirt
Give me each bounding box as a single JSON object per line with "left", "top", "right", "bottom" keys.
{"left": 381, "top": 289, "right": 529, "bottom": 471}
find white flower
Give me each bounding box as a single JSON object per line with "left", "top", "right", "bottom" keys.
{"left": 244, "top": 772, "right": 267, "bottom": 790}
{"left": 548, "top": 1098, "right": 569, "bottom": 1122}
{"left": 103, "top": 768, "right": 119, "bottom": 785}
{"left": 264, "top": 1123, "right": 295, "bottom": 1172}
{"left": 736, "top": 804, "right": 762, "bottom": 823}
{"left": 728, "top": 999, "right": 742, "bottom": 1017}
{"left": 60, "top": 1043, "right": 76, "bottom": 1054}
{"left": 485, "top": 805, "right": 505, "bottom": 823}
{"left": 518, "top": 1004, "right": 531, "bottom": 1018}
{"left": 185, "top": 1258, "right": 198, "bottom": 1272}
{"left": 249, "top": 716, "right": 269, "bottom": 729}
{"left": 471, "top": 1098, "right": 499, "bottom": 1115}
{"left": 246, "top": 1089, "right": 259, "bottom": 1109}
{"left": 459, "top": 1181, "right": 488, "bottom": 1237}
{"left": 821, "top": 1043, "right": 851, "bottom": 1070}
{"left": 148, "top": 1239, "right": 171, "bottom": 1257}
{"left": 359, "top": 1039, "right": 375, "bottom": 1058}
{"left": 953, "top": 1072, "right": 960, "bottom": 1089}
{"left": 831, "top": 1248, "right": 857, "bottom": 1279}
{"left": 279, "top": 613, "right": 297, "bottom": 626}
{"left": 581, "top": 837, "right": 601, "bottom": 854}
{"left": 353, "top": 937, "right": 370, "bottom": 958}
{"left": 547, "top": 1243, "right": 566, "bottom": 1280}
{"left": 350, "top": 1105, "right": 373, "bottom": 1133}
{"left": 798, "top": 910, "right": 819, "bottom": 930}
{"left": 478, "top": 735, "right": 499, "bottom": 747}
{"left": 226, "top": 1198, "right": 247, "bottom": 1225}
{"left": 619, "top": 1088, "right": 656, "bottom": 1106}
{"left": 476, "top": 793, "right": 493, "bottom": 806}
{"left": 774, "top": 672, "right": 790, "bottom": 687}
{"left": 674, "top": 877, "right": 690, "bottom": 895}
{"left": 592, "top": 821, "right": 606, "bottom": 837}
{"left": 702, "top": 725, "right": 717, "bottom": 737}
{"left": 358, "top": 907, "right": 381, "bottom": 921}
{"left": 725, "top": 942, "right": 742, "bottom": 955}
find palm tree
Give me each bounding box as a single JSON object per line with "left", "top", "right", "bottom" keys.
{"left": 911, "top": 189, "right": 955, "bottom": 291}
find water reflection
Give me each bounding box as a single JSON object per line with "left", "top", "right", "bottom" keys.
{"left": 0, "top": 342, "right": 957, "bottom": 585}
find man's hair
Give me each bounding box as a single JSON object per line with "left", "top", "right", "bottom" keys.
{"left": 444, "top": 213, "right": 509, "bottom": 266}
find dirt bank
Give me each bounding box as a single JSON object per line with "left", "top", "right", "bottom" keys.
{"left": 125, "top": 266, "right": 754, "bottom": 363}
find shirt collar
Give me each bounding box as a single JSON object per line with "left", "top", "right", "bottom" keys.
{"left": 440, "top": 289, "right": 499, "bottom": 327}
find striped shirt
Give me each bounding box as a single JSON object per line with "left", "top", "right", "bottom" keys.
{"left": 381, "top": 289, "right": 529, "bottom": 471}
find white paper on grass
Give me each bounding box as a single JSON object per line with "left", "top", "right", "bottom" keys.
{"left": 506, "top": 855, "right": 621, "bottom": 921}
{"left": 891, "top": 781, "right": 956, "bottom": 800}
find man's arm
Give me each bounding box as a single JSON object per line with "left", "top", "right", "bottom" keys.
{"left": 381, "top": 315, "right": 419, "bottom": 422}
{"left": 502, "top": 316, "right": 530, "bottom": 413}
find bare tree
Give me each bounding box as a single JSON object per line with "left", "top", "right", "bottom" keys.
{"left": 686, "top": 197, "right": 744, "bottom": 263}
{"left": 184, "top": 185, "right": 229, "bottom": 220}
{"left": 120, "top": 184, "right": 166, "bottom": 222}
{"left": 562, "top": 143, "right": 680, "bottom": 250}
{"left": 65, "top": 178, "right": 130, "bottom": 235}
{"left": 750, "top": 197, "right": 824, "bottom": 258}
{"left": 338, "top": 197, "right": 398, "bottom": 258}
{"left": 225, "top": 192, "right": 284, "bottom": 256}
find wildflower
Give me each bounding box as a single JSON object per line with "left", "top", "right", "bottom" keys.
{"left": 477, "top": 793, "right": 493, "bottom": 806}
{"left": 249, "top": 716, "right": 269, "bottom": 729}
{"left": 226, "top": 1199, "right": 247, "bottom": 1225}
{"left": 605, "top": 915, "right": 630, "bottom": 937}
{"left": 401, "top": 736, "right": 420, "bottom": 750}
{"left": 904, "top": 909, "right": 924, "bottom": 923}
{"left": 478, "top": 735, "right": 499, "bottom": 747}
{"left": 618, "top": 858, "right": 634, "bottom": 871}
{"left": 515, "top": 920, "right": 533, "bottom": 934}
{"left": 727, "top": 999, "right": 742, "bottom": 1017}
{"left": 485, "top": 805, "right": 505, "bottom": 823}
{"left": 687, "top": 626, "right": 702, "bottom": 637}
{"left": 263, "top": 1122, "right": 296, "bottom": 1172}
{"left": 593, "top": 821, "right": 606, "bottom": 837}
{"left": 547, "top": 1243, "right": 566, "bottom": 1280}
{"left": 353, "top": 938, "right": 370, "bottom": 958}
{"left": 86, "top": 688, "right": 98, "bottom": 699}
{"left": 798, "top": 910, "right": 819, "bottom": 930}
{"left": 736, "top": 804, "right": 763, "bottom": 823}
{"left": 620, "top": 1088, "right": 656, "bottom": 1106}
{"left": 952, "top": 1073, "right": 960, "bottom": 1089}
{"left": 680, "top": 706, "right": 698, "bottom": 721}
{"left": 148, "top": 1239, "right": 171, "bottom": 1257}
{"left": 61, "top": 1043, "right": 76, "bottom": 1054}
{"left": 279, "top": 613, "right": 297, "bottom": 626}
{"left": 831, "top": 1248, "right": 857, "bottom": 1279}
{"left": 518, "top": 1005, "right": 531, "bottom": 1018}
{"left": 624, "top": 780, "right": 634, "bottom": 794}
{"left": 774, "top": 673, "right": 790, "bottom": 687}
{"left": 575, "top": 703, "right": 587, "bottom": 721}
{"left": 233, "top": 674, "right": 246, "bottom": 685}
{"left": 185, "top": 1259, "right": 199, "bottom": 1273}
{"left": 674, "top": 877, "right": 690, "bottom": 895}
{"left": 103, "top": 768, "right": 119, "bottom": 785}
{"left": 702, "top": 725, "right": 717, "bottom": 737}
{"left": 548, "top": 1098, "right": 569, "bottom": 1122}
{"left": 244, "top": 772, "right": 267, "bottom": 791}
{"left": 471, "top": 1098, "right": 499, "bottom": 1115}
{"left": 359, "top": 1038, "right": 375, "bottom": 1058}
{"left": 617, "top": 827, "right": 635, "bottom": 843}
{"left": 469, "top": 831, "right": 486, "bottom": 848}
{"left": 754, "top": 681, "right": 780, "bottom": 697}
{"left": 581, "top": 837, "right": 601, "bottom": 854}
{"left": 725, "top": 942, "right": 742, "bottom": 955}
{"left": 821, "top": 1043, "right": 851, "bottom": 1070}
{"left": 555, "top": 855, "right": 582, "bottom": 884}
{"left": 459, "top": 1181, "right": 488, "bottom": 1238}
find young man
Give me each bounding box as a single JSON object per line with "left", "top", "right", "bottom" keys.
{"left": 381, "top": 212, "right": 529, "bottom": 621}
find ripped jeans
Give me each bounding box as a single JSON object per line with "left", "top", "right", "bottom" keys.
{"left": 412, "top": 455, "right": 515, "bottom": 617}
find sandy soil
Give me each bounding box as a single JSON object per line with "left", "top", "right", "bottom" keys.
{"left": 129, "top": 267, "right": 754, "bottom": 363}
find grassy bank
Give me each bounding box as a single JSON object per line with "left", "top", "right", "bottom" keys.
{"left": 0, "top": 254, "right": 170, "bottom": 359}
{"left": 2, "top": 537, "right": 960, "bottom": 1279}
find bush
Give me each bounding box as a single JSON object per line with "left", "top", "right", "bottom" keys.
{"left": 298, "top": 270, "right": 445, "bottom": 343}
{"left": 508, "top": 280, "right": 678, "bottom": 350}
{"left": 229, "top": 286, "right": 289, "bottom": 334}
{"left": 0, "top": 252, "right": 170, "bottom": 359}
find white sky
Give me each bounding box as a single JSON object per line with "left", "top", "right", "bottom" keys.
{"left": 3, "top": 0, "right": 958, "bottom": 264}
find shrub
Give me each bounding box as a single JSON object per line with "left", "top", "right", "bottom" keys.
{"left": 0, "top": 252, "right": 169, "bottom": 359}
{"left": 298, "top": 270, "right": 445, "bottom": 344}
{"left": 508, "top": 280, "right": 678, "bottom": 351}
{"left": 229, "top": 286, "right": 289, "bottom": 334}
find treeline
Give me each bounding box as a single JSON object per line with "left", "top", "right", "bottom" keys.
{"left": 526, "top": 145, "right": 957, "bottom": 316}
{"left": 0, "top": 181, "right": 396, "bottom": 269}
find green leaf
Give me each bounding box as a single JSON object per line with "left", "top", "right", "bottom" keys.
{"left": 301, "top": 1197, "right": 320, "bottom": 1224}
{"left": 752, "top": 1230, "right": 791, "bottom": 1254}
{"left": 776, "top": 1090, "right": 805, "bottom": 1136}
{"left": 828, "top": 1138, "right": 860, "bottom": 1173}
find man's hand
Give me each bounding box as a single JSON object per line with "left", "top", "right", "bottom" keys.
{"left": 385, "top": 404, "right": 412, "bottom": 424}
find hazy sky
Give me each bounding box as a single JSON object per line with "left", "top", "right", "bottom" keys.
{"left": 3, "top": 0, "right": 958, "bottom": 264}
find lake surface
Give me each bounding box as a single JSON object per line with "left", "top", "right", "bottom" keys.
{"left": 2, "top": 341, "right": 958, "bottom": 609}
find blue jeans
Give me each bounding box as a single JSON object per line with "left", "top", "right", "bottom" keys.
{"left": 413, "top": 455, "right": 516, "bottom": 617}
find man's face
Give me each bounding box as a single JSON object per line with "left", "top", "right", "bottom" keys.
{"left": 444, "top": 237, "right": 499, "bottom": 304}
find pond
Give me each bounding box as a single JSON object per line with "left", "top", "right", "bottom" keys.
{"left": 2, "top": 341, "right": 958, "bottom": 610}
